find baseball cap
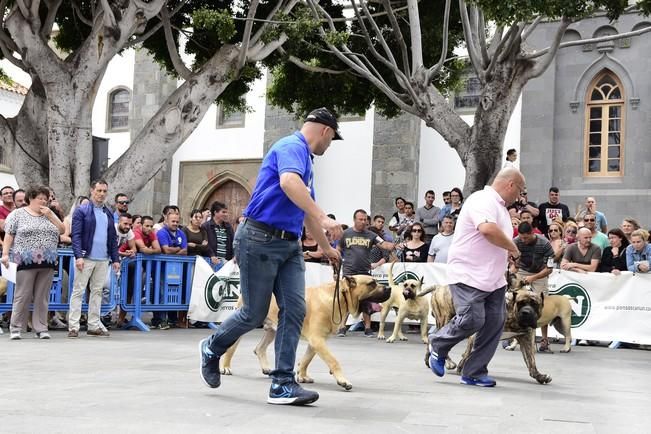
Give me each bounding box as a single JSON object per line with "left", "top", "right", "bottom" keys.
{"left": 304, "top": 107, "right": 343, "bottom": 140}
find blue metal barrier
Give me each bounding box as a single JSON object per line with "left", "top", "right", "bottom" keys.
{"left": 119, "top": 254, "right": 219, "bottom": 332}
{"left": 0, "top": 248, "right": 119, "bottom": 315}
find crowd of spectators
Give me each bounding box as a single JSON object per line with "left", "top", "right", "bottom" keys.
{"left": 1, "top": 180, "right": 649, "bottom": 340}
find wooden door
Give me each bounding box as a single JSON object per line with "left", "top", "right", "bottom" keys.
{"left": 203, "top": 180, "right": 250, "bottom": 226}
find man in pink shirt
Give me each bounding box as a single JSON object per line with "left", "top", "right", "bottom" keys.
{"left": 428, "top": 168, "right": 524, "bottom": 387}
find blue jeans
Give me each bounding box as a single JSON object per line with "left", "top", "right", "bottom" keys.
{"left": 207, "top": 221, "right": 306, "bottom": 384}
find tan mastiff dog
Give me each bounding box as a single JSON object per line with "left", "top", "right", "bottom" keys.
{"left": 425, "top": 274, "right": 552, "bottom": 384}
{"left": 220, "top": 275, "right": 390, "bottom": 391}
{"left": 377, "top": 261, "right": 431, "bottom": 344}
{"left": 505, "top": 294, "right": 574, "bottom": 353}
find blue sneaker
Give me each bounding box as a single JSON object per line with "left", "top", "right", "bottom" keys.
{"left": 460, "top": 375, "right": 496, "bottom": 387}
{"left": 428, "top": 350, "right": 445, "bottom": 377}
{"left": 267, "top": 381, "right": 319, "bottom": 405}
{"left": 199, "top": 338, "right": 221, "bottom": 388}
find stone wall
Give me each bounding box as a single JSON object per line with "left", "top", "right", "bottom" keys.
{"left": 370, "top": 111, "right": 421, "bottom": 219}
{"left": 128, "top": 50, "right": 178, "bottom": 217}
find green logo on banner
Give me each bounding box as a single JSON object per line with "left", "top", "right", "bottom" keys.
{"left": 552, "top": 283, "right": 591, "bottom": 327}
{"left": 204, "top": 275, "right": 239, "bottom": 312}
{"left": 378, "top": 270, "right": 421, "bottom": 286}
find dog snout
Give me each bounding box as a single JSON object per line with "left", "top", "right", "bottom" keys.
{"left": 517, "top": 306, "right": 538, "bottom": 328}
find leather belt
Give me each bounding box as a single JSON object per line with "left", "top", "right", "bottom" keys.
{"left": 244, "top": 217, "right": 299, "bottom": 241}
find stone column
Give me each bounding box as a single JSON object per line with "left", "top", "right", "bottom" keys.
{"left": 370, "top": 111, "right": 421, "bottom": 219}
{"left": 128, "top": 51, "right": 178, "bottom": 216}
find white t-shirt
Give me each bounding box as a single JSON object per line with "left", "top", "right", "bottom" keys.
{"left": 115, "top": 223, "right": 135, "bottom": 248}
{"left": 428, "top": 232, "right": 454, "bottom": 263}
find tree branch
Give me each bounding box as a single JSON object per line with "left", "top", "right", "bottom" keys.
{"left": 427, "top": 0, "right": 451, "bottom": 81}
{"left": 278, "top": 47, "right": 346, "bottom": 74}
{"left": 132, "top": 0, "right": 168, "bottom": 19}
{"left": 380, "top": 0, "right": 412, "bottom": 76}
{"left": 160, "top": 6, "right": 191, "bottom": 80}
{"left": 71, "top": 0, "right": 93, "bottom": 27}
{"left": 99, "top": 0, "right": 118, "bottom": 29}
{"left": 40, "top": 0, "right": 63, "bottom": 39}
{"left": 521, "top": 24, "right": 651, "bottom": 59}
{"left": 526, "top": 17, "right": 572, "bottom": 79}
{"left": 459, "top": 0, "right": 486, "bottom": 80}
{"left": 236, "top": 0, "right": 259, "bottom": 70}
{"left": 476, "top": 9, "right": 490, "bottom": 66}
{"left": 521, "top": 15, "right": 542, "bottom": 42}
{"left": 15, "top": 0, "right": 30, "bottom": 19}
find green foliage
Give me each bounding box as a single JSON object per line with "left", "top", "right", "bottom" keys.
{"left": 266, "top": 0, "right": 465, "bottom": 119}
{"left": 470, "top": 0, "right": 650, "bottom": 24}
{"left": 193, "top": 8, "right": 236, "bottom": 43}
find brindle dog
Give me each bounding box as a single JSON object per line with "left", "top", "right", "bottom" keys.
{"left": 424, "top": 273, "right": 552, "bottom": 384}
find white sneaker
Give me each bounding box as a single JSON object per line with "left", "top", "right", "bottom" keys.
{"left": 10, "top": 331, "right": 21, "bottom": 340}
{"left": 35, "top": 331, "right": 51, "bottom": 339}
{"left": 0, "top": 327, "right": 4, "bottom": 335}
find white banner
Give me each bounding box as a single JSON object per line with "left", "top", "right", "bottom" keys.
{"left": 547, "top": 269, "right": 651, "bottom": 344}
{"left": 187, "top": 258, "right": 651, "bottom": 344}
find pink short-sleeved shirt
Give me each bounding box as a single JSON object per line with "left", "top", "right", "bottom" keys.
{"left": 447, "top": 186, "right": 512, "bottom": 292}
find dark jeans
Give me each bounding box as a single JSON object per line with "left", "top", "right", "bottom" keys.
{"left": 207, "top": 221, "right": 306, "bottom": 384}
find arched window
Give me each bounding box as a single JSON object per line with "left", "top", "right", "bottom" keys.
{"left": 584, "top": 70, "right": 624, "bottom": 176}
{"left": 107, "top": 88, "right": 130, "bottom": 132}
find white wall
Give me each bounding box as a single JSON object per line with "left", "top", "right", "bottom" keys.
{"left": 92, "top": 50, "right": 135, "bottom": 166}
{"left": 312, "top": 108, "right": 375, "bottom": 226}
{"left": 416, "top": 95, "right": 522, "bottom": 209}
{"left": 168, "top": 72, "right": 268, "bottom": 204}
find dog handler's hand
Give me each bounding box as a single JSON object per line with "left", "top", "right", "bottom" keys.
{"left": 322, "top": 216, "right": 343, "bottom": 240}
{"left": 324, "top": 246, "right": 341, "bottom": 268}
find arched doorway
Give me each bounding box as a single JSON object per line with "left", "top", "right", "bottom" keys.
{"left": 203, "top": 180, "right": 251, "bottom": 225}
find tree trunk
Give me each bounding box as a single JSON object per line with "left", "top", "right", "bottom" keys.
{"left": 462, "top": 60, "right": 531, "bottom": 194}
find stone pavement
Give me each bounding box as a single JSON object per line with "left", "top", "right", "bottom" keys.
{"left": 2, "top": 328, "right": 650, "bottom": 434}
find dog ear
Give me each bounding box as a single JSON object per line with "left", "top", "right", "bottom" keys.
{"left": 540, "top": 292, "right": 545, "bottom": 309}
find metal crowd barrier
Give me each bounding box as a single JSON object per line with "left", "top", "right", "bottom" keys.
{"left": 118, "top": 254, "right": 219, "bottom": 332}
{"left": 0, "top": 248, "right": 119, "bottom": 315}
{"left": 1, "top": 250, "right": 220, "bottom": 333}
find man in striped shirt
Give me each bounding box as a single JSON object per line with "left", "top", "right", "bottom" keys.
{"left": 202, "top": 201, "right": 234, "bottom": 268}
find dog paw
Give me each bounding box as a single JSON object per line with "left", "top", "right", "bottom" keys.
{"left": 297, "top": 375, "right": 314, "bottom": 384}
{"left": 560, "top": 348, "right": 571, "bottom": 353}
{"left": 337, "top": 380, "right": 353, "bottom": 391}
{"left": 504, "top": 345, "right": 516, "bottom": 351}
{"left": 261, "top": 368, "right": 271, "bottom": 375}
{"left": 377, "top": 335, "right": 386, "bottom": 340}
{"left": 421, "top": 338, "right": 428, "bottom": 344}
{"left": 386, "top": 337, "right": 396, "bottom": 343}
{"left": 535, "top": 373, "right": 552, "bottom": 384}
{"left": 399, "top": 336, "right": 408, "bottom": 342}
{"left": 445, "top": 361, "right": 457, "bottom": 370}
{"left": 220, "top": 367, "right": 232, "bottom": 375}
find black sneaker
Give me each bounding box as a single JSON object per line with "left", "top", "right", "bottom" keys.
{"left": 199, "top": 338, "right": 221, "bottom": 388}
{"left": 267, "top": 381, "right": 319, "bottom": 406}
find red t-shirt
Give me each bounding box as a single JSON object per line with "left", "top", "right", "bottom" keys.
{"left": 0, "top": 205, "right": 12, "bottom": 220}
{"left": 134, "top": 228, "right": 157, "bottom": 249}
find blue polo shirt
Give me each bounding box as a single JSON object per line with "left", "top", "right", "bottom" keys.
{"left": 157, "top": 226, "right": 188, "bottom": 249}
{"left": 244, "top": 131, "right": 314, "bottom": 236}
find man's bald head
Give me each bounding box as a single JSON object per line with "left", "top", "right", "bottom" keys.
{"left": 492, "top": 167, "right": 525, "bottom": 204}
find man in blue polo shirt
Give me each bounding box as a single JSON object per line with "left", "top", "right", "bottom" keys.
{"left": 199, "top": 108, "right": 343, "bottom": 406}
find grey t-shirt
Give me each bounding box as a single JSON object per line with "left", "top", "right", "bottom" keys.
{"left": 563, "top": 243, "right": 602, "bottom": 264}
{"left": 340, "top": 228, "right": 383, "bottom": 275}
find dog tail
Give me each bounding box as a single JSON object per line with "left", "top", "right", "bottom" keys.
{"left": 388, "top": 260, "right": 397, "bottom": 287}
{"left": 416, "top": 284, "right": 437, "bottom": 297}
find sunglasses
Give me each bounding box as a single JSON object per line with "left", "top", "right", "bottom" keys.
{"left": 584, "top": 218, "right": 595, "bottom": 222}
{"left": 118, "top": 201, "right": 130, "bottom": 205}
{"left": 412, "top": 229, "right": 423, "bottom": 233}
{"left": 549, "top": 229, "right": 560, "bottom": 233}
{"left": 566, "top": 229, "right": 577, "bottom": 234}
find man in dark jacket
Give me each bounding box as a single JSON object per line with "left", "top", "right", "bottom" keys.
{"left": 201, "top": 201, "right": 234, "bottom": 268}
{"left": 68, "top": 180, "right": 120, "bottom": 338}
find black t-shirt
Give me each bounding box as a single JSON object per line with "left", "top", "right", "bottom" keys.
{"left": 402, "top": 243, "right": 429, "bottom": 263}
{"left": 537, "top": 202, "right": 570, "bottom": 234}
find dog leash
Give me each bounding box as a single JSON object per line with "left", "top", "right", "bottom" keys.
{"left": 331, "top": 262, "right": 344, "bottom": 324}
